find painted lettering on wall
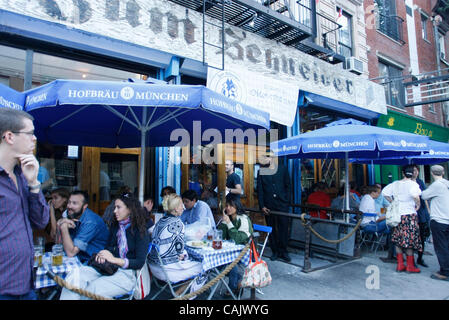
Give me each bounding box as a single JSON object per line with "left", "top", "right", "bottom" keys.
{"left": 414, "top": 123, "right": 433, "bottom": 138}
{"left": 1, "top": 0, "right": 387, "bottom": 114}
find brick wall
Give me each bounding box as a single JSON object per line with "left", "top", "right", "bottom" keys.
{"left": 364, "top": 0, "right": 447, "bottom": 127}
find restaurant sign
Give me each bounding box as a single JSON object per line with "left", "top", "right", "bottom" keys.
{"left": 1, "top": 0, "right": 387, "bottom": 119}
{"left": 377, "top": 110, "right": 449, "bottom": 142}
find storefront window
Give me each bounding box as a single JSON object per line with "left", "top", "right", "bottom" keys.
{"left": 37, "top": 143, "right": 83, "bottom": 196}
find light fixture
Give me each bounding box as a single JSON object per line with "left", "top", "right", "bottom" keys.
{"left": 82, "top": 74, "right": 87, "bottom": 78}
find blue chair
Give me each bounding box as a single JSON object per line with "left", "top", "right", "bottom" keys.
{"left": 360, "top": 213, "right": 388, "bottom": 254}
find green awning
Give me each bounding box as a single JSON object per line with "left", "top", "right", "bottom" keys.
{"left": 377, "top": 110, "right": 449, "bottom": 142}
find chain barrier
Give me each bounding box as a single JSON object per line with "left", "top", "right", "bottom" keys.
{"left": 45, "top": 241, "right": 251, "bottom": 301}
{"left": 300, "top": 213, "right": 362, "bottom": 244}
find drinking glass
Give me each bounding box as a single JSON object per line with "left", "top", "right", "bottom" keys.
{"left": 212, "top": 229, "right": 223, "bottom": 250}
{"left": 52, "top": 244, "right": 63, "bottom": 266}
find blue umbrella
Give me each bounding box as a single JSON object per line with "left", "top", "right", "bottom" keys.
{"left": 0, "top": 83, "right": 25, "bottom": 110}
{"left": 271, "top": 118, "right": 430, "bottom": 215}
{"left": 350, "top": 140, "right": 449, "bottom": 165}
{"left": 24, "top": 79, "right": 270, "bottom": 202}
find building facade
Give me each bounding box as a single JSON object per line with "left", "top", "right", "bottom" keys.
{"left": 0, "top": 0, "right": 388, "bottom": 212}
{"left": 364, "top": 0, "right": 449, "bottom": 184}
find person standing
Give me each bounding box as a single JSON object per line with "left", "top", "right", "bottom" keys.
{"left": 421, "top": 165, "right": 449, "bottom": 281}
{"left": 382, "top": 165, "right": 422, "bottom": 273}
{"left": 257, "top": 151, "right": 291, "bottom": 262}
{"left": 0, "top": 108, "right": 49, "bottom": 300}
{"left": 411, "top": 165, "right": 431, "bottom": 267}
{"left": 225, "top": 160, "right": 242, "bottom": 203}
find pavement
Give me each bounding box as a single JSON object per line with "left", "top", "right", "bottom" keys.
{"left": 235, "top": 241, "right": 449, "bottom": 300}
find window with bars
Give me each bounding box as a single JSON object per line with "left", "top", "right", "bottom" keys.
{"left": 375, "top": 0, "right": 404, "bottom": 43}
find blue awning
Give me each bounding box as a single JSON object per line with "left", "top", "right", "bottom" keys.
{"left": 299, "top": 91, "right": 380, "bottom": 121}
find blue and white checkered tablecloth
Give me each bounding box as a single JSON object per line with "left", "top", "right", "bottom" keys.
{"left": 185, "top": 241, "right": 250, "bottom": 273}
{"left": 35, "top": 253, "right": 82, "bottom": 289}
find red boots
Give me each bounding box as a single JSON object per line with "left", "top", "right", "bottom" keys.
{"left": 396, "top": 255, "right": 421, "bottom": 273}
{"left": 396, "top": 254, "right": 406, "bottom": 272}
{"left": 405, "top": 255, "right": 421, "bottom": 273}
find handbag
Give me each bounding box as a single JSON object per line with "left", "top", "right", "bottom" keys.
{"left": 386, "top": 182, "right": 401, "bottom": 227}
{"left": 133, "top": 261, "right": 151, "bottom": 300}
{"left": 88, "top": 253, "right": 119, "bottom": 276}
{"left": 241, "top": 240, "right": 272, "bottom": 289}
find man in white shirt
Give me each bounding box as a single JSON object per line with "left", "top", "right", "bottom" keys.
{"left": 360, "top": 185, "right": 389, "bottom": 234}
{"left": 421, "top": 165, "right": 449, "bottom": 281}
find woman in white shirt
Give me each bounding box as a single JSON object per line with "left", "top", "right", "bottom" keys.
{"left": 382, "top": 165, "right": 422, "bottom": 273}
{"left": 360, "top": 185, "right": 389, "bottom": 234}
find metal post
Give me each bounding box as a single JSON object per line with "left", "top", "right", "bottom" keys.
{"left": 303, "top": 219, "right": 312, "bottom": 272}
{"left": 24, "top": 49, "right": 33, "bottom": 91}
{"left": 139, "top": 108, "right": 147, "bottom": 204}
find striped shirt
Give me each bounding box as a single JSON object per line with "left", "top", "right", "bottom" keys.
{"left": 0, "top": 165, "right": 49, "bottom": 295}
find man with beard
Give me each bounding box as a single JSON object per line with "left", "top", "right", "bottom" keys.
{"left": 257, "top": 151, "right": 292, "bottom": 262}
{"left": 0, "top": 108, "right": 49, "bottom": 300}
{"left": 57, "top": 191, "right": 109, "bottom": 263}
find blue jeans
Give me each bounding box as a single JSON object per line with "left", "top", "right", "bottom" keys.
{"left": 363, "top": 220, "right": 390, "bottom": 234}
{"left": 0, "top": 290, "right": 37, "bottom": 300}
{"left": 228, "top": 265, "right": 242, "bottom": 291}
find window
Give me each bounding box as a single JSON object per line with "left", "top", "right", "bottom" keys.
{"left": 375, "top": 0, "right": 404, "bottom": 43}
{"left": 421, "top": 14, "right": 428, "bottom": 41}
{"left": 337, "top": 8, "right": 353, "bottom": 58}
{"left": 439, "top": 32, "right": 446, "bottom": 60}
{"left": 379, "top": 61, "right": 405, "bottom": 108}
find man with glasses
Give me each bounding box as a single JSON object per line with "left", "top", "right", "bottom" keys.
{"left": 0, "top": 108, "right": 49, "bottom": 300}
{"left": 57, "top": 190, "right": 109, "bottom": 264}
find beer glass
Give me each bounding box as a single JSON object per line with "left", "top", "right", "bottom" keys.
{"left": 212, "top": 229, "right": 223, "bottom": 250}
{"left": 52, "top": 244, "right": 64, "bottom": 266}
{"left": 34, "top": 245, "right": 44, "bottom": 268}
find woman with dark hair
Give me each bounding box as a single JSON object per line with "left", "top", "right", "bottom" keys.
{"left": 217, "top": 198, "right": 253, "bottom": 296}
{"left": 49, "top": 188, "right": 70, "bottom": 241}
{"left": 60, "top": 193, "right": 150, "bottom": 300}
{"left": 382, "top": 165, "right": 422, "bottom": 273}
{"left": 34, "top": 187, "right": 69, "bottom": 251}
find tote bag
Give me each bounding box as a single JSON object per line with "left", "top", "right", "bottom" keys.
{"left": 241, "top": 240, "right": 272, "bottom": 289}
{"left": 133, "top": 261, "right": 151, "bottom": 300}
{"left": 386, "top": 182, "right": 401, "bottom": 227}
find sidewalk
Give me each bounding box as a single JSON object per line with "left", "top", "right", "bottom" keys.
{"left": 237, "top": 242, "right": 449, "bottom": 300}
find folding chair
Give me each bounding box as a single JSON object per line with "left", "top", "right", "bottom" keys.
{"left": 360, "top": 213, "right": 388, "bottom": 254}
{"left": 147, "top": 242, "right": 198, "bottom": 300}
{"left": 237, "top": 223, "right": 272, "bottom": 300}
{"left": 114, "top": 242, "right": 153, "bottom": 300}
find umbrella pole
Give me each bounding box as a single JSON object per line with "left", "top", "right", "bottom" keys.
{"left": 138, "top": 108, "right": 147, "bottom": 205}
{"left": 345, "top": 152, "right": 350, "bottom": 222}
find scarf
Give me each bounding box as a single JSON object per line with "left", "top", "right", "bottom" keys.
{"left": 117, "top": 218, "right": 131, "bottom": 259}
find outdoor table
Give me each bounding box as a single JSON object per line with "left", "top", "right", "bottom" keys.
{"left": 185, "top": 241, "right": 250, "bottom": 300}
{"left": 34, "top": 252, "right": 82, "bottom": 299}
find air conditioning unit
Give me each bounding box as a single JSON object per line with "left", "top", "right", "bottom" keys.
{"left": 345, "top": 57, "right": 364, "bottom": 75}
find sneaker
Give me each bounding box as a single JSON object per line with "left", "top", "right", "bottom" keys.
{"left": 430, "top": 272, "right": 449, "bottom": 282}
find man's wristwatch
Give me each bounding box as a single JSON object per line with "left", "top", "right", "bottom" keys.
{"left": 29, "top": 182, "right": 41, "bottom": 190}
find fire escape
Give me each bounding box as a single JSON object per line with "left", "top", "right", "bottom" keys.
{"left": 167, "top": 0, "right": 345, "bottom": 70}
